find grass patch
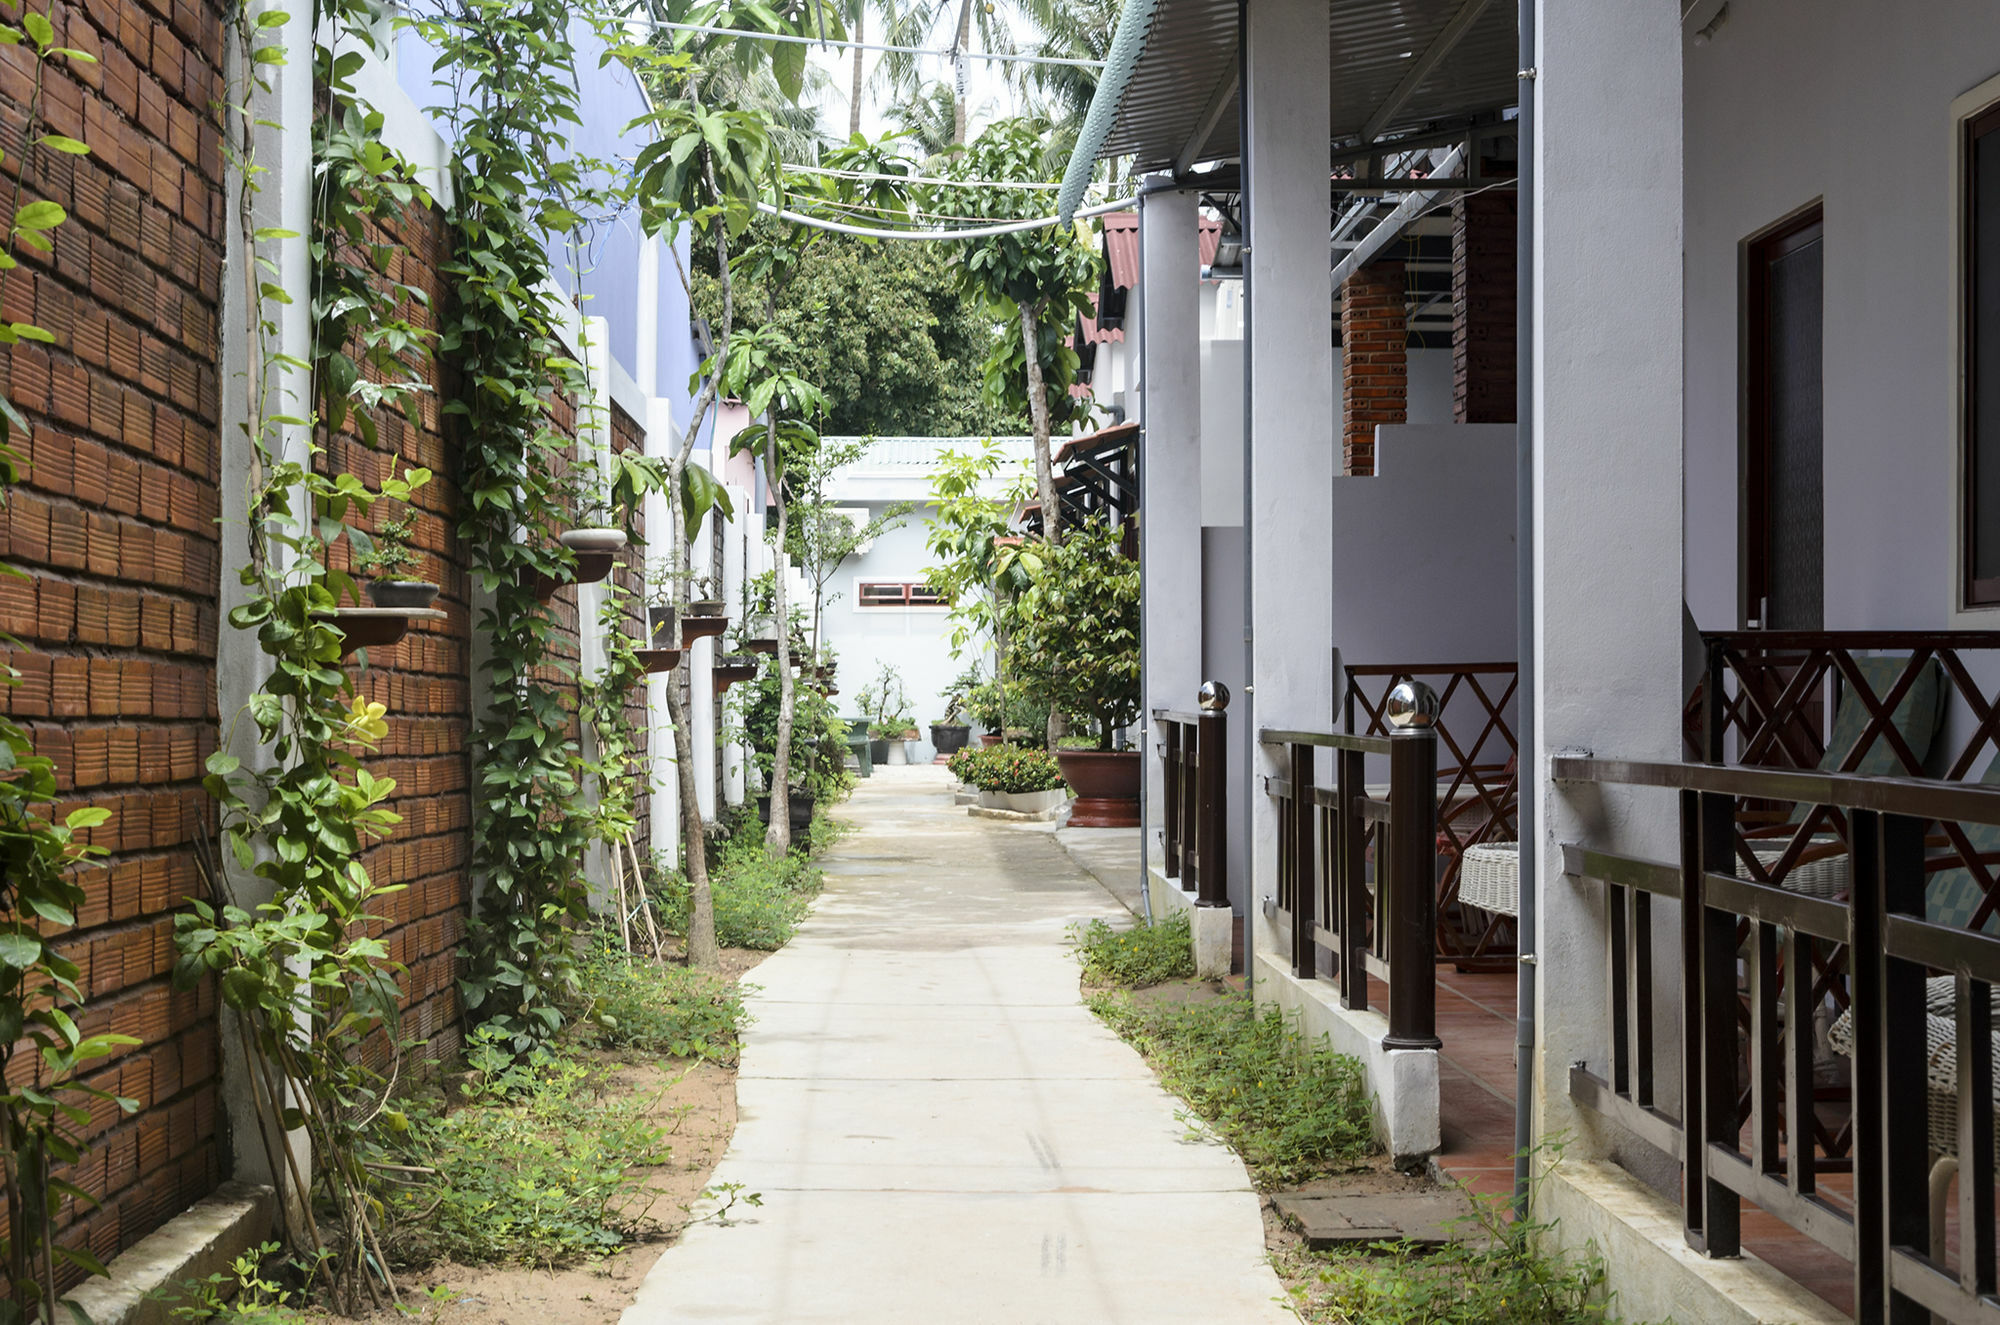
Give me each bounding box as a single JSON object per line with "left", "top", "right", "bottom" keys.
{"left": 1071, "top": 912, "right": 1195, "bottom": 987}
{"left": 1088, "top": 990, "right": 1372, "bottom": 1186}
{"left": 1278, "top": 1231, "right": 1618, "bottom": 1325}
{"left": 378, "top": 1028, "right": 675, "bottom": 1268}
{"left": 571, "top": 939, "right": 748, "bottom": 1063}
{"left": 656, "top": 811, "right": 829, "bottom": 951}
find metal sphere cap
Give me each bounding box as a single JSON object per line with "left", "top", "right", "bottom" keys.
{"left": 1384, "top": 680, "right": 1440, "bottom": 730}
{"left": 1198, "top": 680, "right": 1231, "bottom": 712}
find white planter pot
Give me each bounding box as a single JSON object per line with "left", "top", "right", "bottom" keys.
{"left": 977, "top": 787, "right": 1068, "bottom": 814}
{"left": 885, "top": 742, "right": 909, "bottom": 765}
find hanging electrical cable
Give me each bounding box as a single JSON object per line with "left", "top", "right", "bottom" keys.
{"left": 781, "top": 161, "right": 1107, "bottom": 192}
{"left": 757, "top": 193, "right": 1136, "bottom": 240}
{"left": 648, "top": 20, "right": 1106, "bottom": 69}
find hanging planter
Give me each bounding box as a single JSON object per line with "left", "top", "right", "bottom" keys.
{"left": 711, "top": 654, "right": 758, "bottom": 693}
{"left": 559, "top": 527, "right": 627, "bottom": 555}
{"left": 634, "top": 647, "right": 682, "bottom": 674}
{"left": 313, "top": 606, "right": 448, "bottom": 659}
{"left": 746, "top": 635, "right": 780, "bottom": 655}
{"left": 682, "top": 611, "right": 729, "bottom": 642}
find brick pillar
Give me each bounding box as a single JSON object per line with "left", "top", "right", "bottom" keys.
{"left": 1340, "top": 260, "right": 1406, "bottom": 476}
{"left": 1452, "top": 191, "right": 1517, "bottom": 423}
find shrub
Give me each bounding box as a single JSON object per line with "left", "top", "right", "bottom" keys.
{"left": 571, "top": 939, "right": 747, "bottom": 1062}
{"left": 947, "top": 743, "right": 1066, "bottom": 793}
{"left": 380, "top": 1029, "right": 671, "bottom": 1267}
{"left": 1089, "top": 991, "right": 1373, "bottom": 1186}
{"left": 1013, "top": 519, "right": 1139, "bottom": 749}
{"left": 1072, "top": 913, "right": 1195, "bottom": 987}
{"left": 656, "top": 817, "right": 827, "bottom": 951}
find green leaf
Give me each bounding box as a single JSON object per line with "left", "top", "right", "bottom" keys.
{"left": 0, "top": 930, "right": 41, "bottom": 969}
{"left": 38, "top": 135, "right": 88, "bottom": 155}
{"left": 14, "top": 199, "right": 64, "bottom": 230}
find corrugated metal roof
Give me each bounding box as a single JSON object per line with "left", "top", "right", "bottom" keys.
{"left": 1090, "top": 0, "right": 1517, "bottom": 176}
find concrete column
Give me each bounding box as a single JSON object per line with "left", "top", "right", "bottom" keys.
{"left": 1453, "top": 192, "right": 1517, "bottom": 423}
{"left": 689, "top": 464, "right": 718, "bottom": 822}
{"left": 1138, "top": 181, "right": 1202, "bottom": 879}
{"left": 1531, "top": 0, "right": 1684, "bottom": 1162}
{"left": 644, "top": 397, "right": 680, "bottom": 869}
{"left": 1340, "top": 261, "right": 1406, "bottom": 476}
{"left": 1244, "top": 0, "right": 1334, "bottom": 946}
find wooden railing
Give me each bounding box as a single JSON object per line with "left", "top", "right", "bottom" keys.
{"left": 1154, "top": 692, "right": 1227, "bottom": 907}
{"left": 1344, "top": 661, "right": 1519, "bottom": 966}
{"left": 1260, "top": 708, "right": 1441, "bottom": 1051}
{"left": 1555, "top": 756, "right": 2000, "bottom": 1323}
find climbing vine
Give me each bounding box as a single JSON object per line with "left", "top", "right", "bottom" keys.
{"left": 0, "top": 9, "right": 138, "bottom": 1320}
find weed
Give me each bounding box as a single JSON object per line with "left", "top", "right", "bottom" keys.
{"left": 1071, "top": 913, "right": 1195, "bottom": 987}
{"left": 156, "top": 1243, "right": 319, "bottom": 1322}
{"left": 657, "top": 819, "right": 827, "bottom": 951}
{"left": 1088, "top": 990, "right": 1373, "bottom": 1186}
{"left": 379, "top": 1031, "right": 672, "bottom": 1267}
{"left": 692, "top": 1181, "right": 764, "bottom": 1227}
{"left": 571, "top": 939, "right": 748, "bottom": 1063}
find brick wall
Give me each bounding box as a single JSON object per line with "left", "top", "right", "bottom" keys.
{"left": 324, "top": 202, "right": 475, "bottom": 1072}
{"left": 0, "top": 0, "right": 229, "bottom": 1272}
{"left": 1452, "top": 192, "right": 1517, "bottom": 424}
{"left": 1340, "top": 260, "right": 1407, "bottom": 477}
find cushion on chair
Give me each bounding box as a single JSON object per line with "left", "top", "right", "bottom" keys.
{"left": 1822, "top": 655, "right": 1944, "bottom": 778}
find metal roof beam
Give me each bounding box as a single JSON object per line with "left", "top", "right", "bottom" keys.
{"left": 1357, "top": 0, "right": 1493, "bottom": 145}
{"left": 1330, "top": 142, "right": 1465, "bottom": 288}
{"left": 1174, "top": 52, "right": 1239, "bottom": 175}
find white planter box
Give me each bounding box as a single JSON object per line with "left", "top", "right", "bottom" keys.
{"left": 978, "top": 787, "right": 1068, "bottom": 814}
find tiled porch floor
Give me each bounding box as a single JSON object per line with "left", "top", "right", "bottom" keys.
{"left": 1425, "top": 967, "right": 1859, "bottom": 1317}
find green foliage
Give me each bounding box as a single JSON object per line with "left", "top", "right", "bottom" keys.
{"left": 379, "top": 1030, "right": 671, "bottom": 1268}
{"left": 855, "top": 662, "right": 914, "bottom": 738}
{"left": 946, "top": 743, "right": 1066, "bottom": 794}
{"left": 1089, "top": 991, "right": 1374, "bottom": 1187}
{"left": 657, "top": 820, "right": 825, "bottom": 951}
{"left": 415, "top": 0, "right": 615, "bottom": 1052}
{"left": 570, "top": 941, "right": 748, "bottom": 1063}
{"left": 1014, "top": 519, "right": 1140, "bottom": 748}
{"left": 1071, "top": 914, "right": 1195, "bottom": 988}
{"left": 348, "top": 501, "right": 421, "bottom": 579}
{"left": 922, "top": 440, "right": 1037, "bottom": 675}
{"left": 692, "top": 231, "right": 1025, "bottom": 437}
{"left": 158, "top": 1243, "right": 319, "bottom": 1322}
{"left": 740, "top": 656, "right": 853, "bottom": 805}
{"left": 1278, "top": 1167, "right": 1638, "bottom": 1325}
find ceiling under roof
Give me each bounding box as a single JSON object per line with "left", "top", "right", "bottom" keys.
{"left": 1098, "top": 0, "right": 1519, "bottom": 178}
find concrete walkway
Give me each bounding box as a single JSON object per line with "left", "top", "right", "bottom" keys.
{"left": 624, "top": 766, "right": 1295, "bottom": 1324}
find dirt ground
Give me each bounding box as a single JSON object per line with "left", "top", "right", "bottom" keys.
{"left": 376, "top": 946, "right": 768, "bottom": 1325}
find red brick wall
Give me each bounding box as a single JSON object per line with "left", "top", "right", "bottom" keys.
{"left": 1452, "top": 192, "right": 1517, "bottom": 424}
{"left": 324, "top": 203, "right": 475, "bottom": 1072}
{"left": 0, "top": 0, "right": 229, "bottom": 1271}
{"left": 1340, "top": 260, "right": 1406, "bottom": 477}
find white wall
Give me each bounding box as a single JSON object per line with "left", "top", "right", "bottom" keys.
{"left": 1683, "top": 0, "right": 2000, "bottom": 633}
{"left": 1406, "top": 348, "right": 1455, "bottom": 426}
{"left": 817, "top": 503, "right": 968, "bottom": 760}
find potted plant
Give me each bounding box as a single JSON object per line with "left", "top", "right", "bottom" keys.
{"left": 965, "top": 680, "right": 1008, "bottom": 747}
{"left": 946, "top": 744, "right": 1069, "bottom": 816}
{"left": 1015, "top": 520, "right": 1141, "bottom": 827}
{"left": 929, "top": 668, "right": 977, "bottom": 761}
{"left": 687, "top": 573, "right": 726, "bottom": 619}
{"left": 352, "top": 505, "right": 438, "bottom": 610}
{"left": 856, "top": 663, "right": 913, "bottom": 764}
{"left": 561, "top": 487, "right": 627, "bottom": 555}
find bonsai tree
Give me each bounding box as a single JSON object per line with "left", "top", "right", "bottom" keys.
{"left": 857, "top": 662, "right": 913, "bottom": 740}
{"left": 1014, "top": 519, "right": 1140, "bottom": 750}
{"left": 351, "top": 506, "right": 421, "bottom": 582}
{"left": 940, "top": 663, "right": 984, "bottom": 725}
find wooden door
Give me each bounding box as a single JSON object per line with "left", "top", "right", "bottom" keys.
{"left": 1746, "top": 209, "right": 1826, "bottom": 630}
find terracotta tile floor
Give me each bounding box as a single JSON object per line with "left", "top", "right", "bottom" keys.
{"left": 1423, "top": 967, "right": 1864, "bottom": 1317}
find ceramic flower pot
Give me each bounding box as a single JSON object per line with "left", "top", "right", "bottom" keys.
{"left": 1055, "top": 749, "right": 1141, "bottom": 828}
{"left": 559, "top": 527, "right": 627, "bottom": 554}
{"left": 930, "top": 724, "right": 971, "bottom": 756}
{"left": 366, "top": 580, "right": 440, "bottom": 610}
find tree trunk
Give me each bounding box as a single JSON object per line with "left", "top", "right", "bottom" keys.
{"left": 849, "top": 6, "right": 865, "bottom": 139}
{"left": 764, "top": 417, "right": 797, "bottom": 858}
{"left": 665, "top": 461, "right": 719, "bottom": 969}
{"left": 1021, "top": 299, "right": 1057, "bottom": 544}
{"left": 951, "top": 0, "right": 972, "bottom": 144}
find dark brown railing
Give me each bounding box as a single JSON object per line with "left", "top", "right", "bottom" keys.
{"left": 1556, "top": 756, "right": 2000, "bottom": 1323}
{"left": 1260, "top": 715, "right": 1441, "bottom": 1051}
{"left": 1344, "top": 661, "right": 1519, "bottom": 966}
{"left": 1154, "top": 692, "right": 1228, "bottom": 907}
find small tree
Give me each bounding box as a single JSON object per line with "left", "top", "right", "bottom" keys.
{"left": 789, "top": 437, "right": 913, "bottom": 660}
{"left": 924, "top": 440, "right": 1037, "bottom": 693}
{"left": 1013, "top": 519, "right": 1139, "bottom": 750}
{"left": 947, "top": 119, "right": 1098, "bottom": 545}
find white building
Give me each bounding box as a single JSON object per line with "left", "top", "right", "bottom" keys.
{"left": 1058, "top": 0, "right": 2000, "bottom": 1320}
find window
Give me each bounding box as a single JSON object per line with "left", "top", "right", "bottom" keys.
{"left": 856, "top": 581, "right": 947, "bottom": 609}
{"left": 1965, "top": 99, "right": 2000, "bottom": 604}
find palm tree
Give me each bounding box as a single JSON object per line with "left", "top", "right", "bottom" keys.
{"left": 887, "top": 81, "right": 965, "bottom": 161}
{"left": 878, "top": 0, "right": 1020, "bottom": 144}
{"left": 1017, "top": 0, "right": 1117, "bottom": 168}
{"left": 837, "top": 0, "right": 907, "bottom": 139}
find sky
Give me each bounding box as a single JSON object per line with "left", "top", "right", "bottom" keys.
{"left": 801, "top": 6, "right": 1032, "bottom": 148}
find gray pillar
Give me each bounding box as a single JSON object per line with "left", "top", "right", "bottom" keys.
{"left": 1530, "top": 0, "right": 1684, "bottom": 1160}
{"left": 1139, "top": 182, "right": 1202, "bottom": 878}
{"left": 1244, "top": 0, "right": 1334, "bottom": 949}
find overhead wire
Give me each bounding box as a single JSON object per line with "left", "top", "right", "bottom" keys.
{"left": 648, "top": 20, "right": 1106, "bottom": 69}
{"left": 756, "top": 193, "right": 1137, "bottom": 240}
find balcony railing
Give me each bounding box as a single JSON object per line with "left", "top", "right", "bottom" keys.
{"left": 1259, "top": 683, "right": 1442, "bottom": 1051}
{"left": 1343, "top": 661, "right": 1519, "bottom": 966}
{"left": 1154, "top": 690, "right": 1227, "bottom": 908}
{"left": 1556, "top": 755, "right": 2000, "bottom": 1323}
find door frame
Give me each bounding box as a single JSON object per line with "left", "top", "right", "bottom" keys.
{"left": 1742, "top": 201, "right": 1826, "bottom": 629}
